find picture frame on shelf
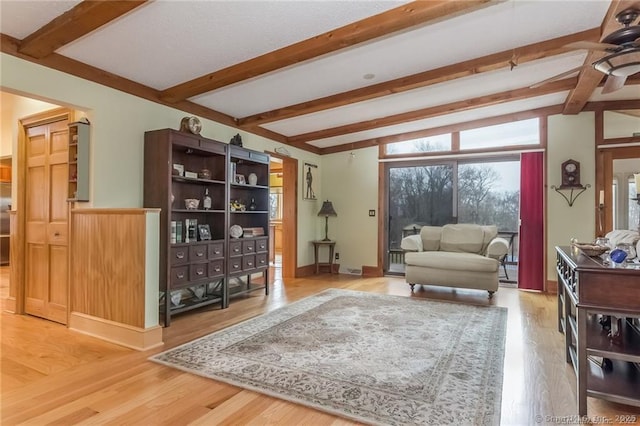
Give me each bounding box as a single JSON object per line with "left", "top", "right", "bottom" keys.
{"left": 198, "top": 224, "right": 212, "bottom": 241}
{"left": 235, "top": 174, "right": 246, "bottom": 184}
{"left": 303, "top": 162, "right": 317, "bottom": 200}
{"left": 173, "top": 163, "right": 184, "bottom": 176}
{"left": 184, "top": 171, "right": 198, "bottom": 179}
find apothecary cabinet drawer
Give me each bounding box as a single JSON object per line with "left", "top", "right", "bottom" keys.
{"left": 229, "top": 240, "right": 242, "bottom": 256}
{"left": 242, "top": 240, "right": 256, "bottom": 254}
{"left": 170, "top": 247, "right": 189, "bottom": 265}
{"left": 229, "top": 257, "right": 242, "bottom": 273}
{"left": 208, "top": 260, "right": 224, "bottom": 278}
{"left": 190, "top": 263, "right": 208, "bottom": 281}
{"left": 209, "top": 241, "right": 224, "bottom": 259}
{"left": 243, "top": 255, "right": 256, "bottom": 271}
{"left": 256, "top": 238, "right": 268, "bottom": 252}
{"left": 170, "top": 265, "right": 189, "bottom": 286}
{"left": 256, "top": 253, "right": 267, "bottom": 268}
{"left": 189, "top": 244, "right": 208, "bottom": 261}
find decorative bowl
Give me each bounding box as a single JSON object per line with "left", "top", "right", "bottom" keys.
{"left": 184, "top": 198, "right": 200, "bottom": 210}
{"left": 572, "top": 243, "right": 607, "bottom": 257}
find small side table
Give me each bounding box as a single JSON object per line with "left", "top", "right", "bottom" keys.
{"left": 312, "top": 240, "right": 336, "bottom": 274}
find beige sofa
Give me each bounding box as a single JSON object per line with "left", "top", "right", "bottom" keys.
{"left": 400, "top": 223, "right": 509, "bottom": 298}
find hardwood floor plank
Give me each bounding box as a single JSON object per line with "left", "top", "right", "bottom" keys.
{"left": 1, "top": 266, "right": 639, "bottom": 425}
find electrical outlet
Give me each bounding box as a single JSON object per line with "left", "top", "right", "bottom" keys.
{"left": 335, "top": 252, "right": 340, "bottom": 260}
{"left": 368, "top": 209, "right": 375, "bottom": 217}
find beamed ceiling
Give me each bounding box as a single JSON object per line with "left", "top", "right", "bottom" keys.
{"left": 1, "top": 0, "right": 639, "bottom": 155}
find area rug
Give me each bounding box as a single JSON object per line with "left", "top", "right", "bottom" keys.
{"left": 150, "top": 289, "right": 507, "bottom": 425}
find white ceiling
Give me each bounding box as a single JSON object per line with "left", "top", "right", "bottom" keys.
{"left": 1, "top": 0, "right": 637, "bottom": 153}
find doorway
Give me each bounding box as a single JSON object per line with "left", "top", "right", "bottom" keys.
{"left": 267, "top": 152, "right": 297, "bottom": 279}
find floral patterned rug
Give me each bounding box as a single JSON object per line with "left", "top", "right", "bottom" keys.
{"left": 150, "top": 289, "right": 507, "bottom": 425}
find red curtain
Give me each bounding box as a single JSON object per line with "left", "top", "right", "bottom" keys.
{"left": 518, "top": 152, "right": 544, "bottom": 291}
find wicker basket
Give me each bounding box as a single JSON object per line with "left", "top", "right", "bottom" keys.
{"left": 572, "top": 243, "right": 608, "bottom": 257}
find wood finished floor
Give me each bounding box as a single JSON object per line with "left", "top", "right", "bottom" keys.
{"left": 1, "top": 266, "right": 639, "bottom": 425}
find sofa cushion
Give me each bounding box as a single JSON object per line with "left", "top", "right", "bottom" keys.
{"left": 440, "top": 224, "right": 485, "bottom": 254}
{"left": 419, "top": 226, "right": 442, "bottom": 251}
{"left": 405, "top": 251, "right": 498, "bottom": 273}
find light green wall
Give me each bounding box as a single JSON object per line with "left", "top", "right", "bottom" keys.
{"left": 546, "top": 112, "right": 596, "bottom": 280}
{"left": 1, "top": 53, "right": 321, "bottom": 268}
{"left": 320, "top": 148, "right": 379, "bottom": 274}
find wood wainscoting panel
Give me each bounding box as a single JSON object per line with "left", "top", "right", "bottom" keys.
{"left": 70, "top": 209, "right": 159, "bottom": 332}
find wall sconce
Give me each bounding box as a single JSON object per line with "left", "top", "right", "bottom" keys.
{"left": 551, "top": 184, "right": 591, "bottom": 207}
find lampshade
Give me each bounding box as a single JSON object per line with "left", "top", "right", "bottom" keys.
{"left": 593, "top": 48, "right": 640, "bottom": 77}
{"left": 317, "top": 200, "right": 337, "bottom": 217}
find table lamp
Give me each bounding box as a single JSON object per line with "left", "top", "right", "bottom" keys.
{"left": 317, "top": 200, "right": 337, "bottom": 241}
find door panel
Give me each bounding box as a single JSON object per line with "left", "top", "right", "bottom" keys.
{"left": 27, "top": 167, "right": 46, "bottom": 220}
{"left": 26, "top": 244, "right": 47, "bottom": 301}
{"left": 50, "top": 163, "right": 68, "bottom": 221}
{"left": 24, "top": 118, "right": 69, "bottom": 324}
{"left": 49, "top": 245, "right": 68, "bottom": 307}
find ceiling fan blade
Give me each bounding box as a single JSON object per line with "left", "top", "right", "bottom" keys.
{"left": 564, "top": 41, "right": 619, "bottom": 52}
{"left": 601, "top": 74, "right": 627, "bottom": 94}
{"left": 529, "top": 66, "right": 583, "bottom": 89}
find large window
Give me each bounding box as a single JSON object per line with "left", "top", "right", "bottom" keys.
{"left": 385, "top": 133, "right": 451, "bottom": 155}
{"left": 457, "top": 160, "right": 520, "bottom": 231}
{"left": 383, "top": 116, "right": 538, "bottom": 275}
{"left": 386, "top": 158, "right": 520, "bottom": 274}
{"left": 460, "top": 118, "right": 539, "bottom": 150}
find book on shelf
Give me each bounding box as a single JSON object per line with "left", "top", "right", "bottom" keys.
{"left": 170, "top": 221, "right": 177, "bottom": 244}
{"left": 242, "top": 227, "right": 264, "bottom": 237}
{"left": 176, "top": 221, "right": 183, "bottom": 243}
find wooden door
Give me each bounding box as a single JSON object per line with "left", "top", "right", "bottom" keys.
{"left": 24, "top": 119, "right": 69, "bottom": 324}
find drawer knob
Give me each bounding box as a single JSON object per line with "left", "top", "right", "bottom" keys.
{"left": 197, "top": 269, "right": 204, "bottom": 275}
{"left": 214, "top": 267, "right": 220, "bottom": 272}
{"left": 233, "top": 265, "right": 239, "bottom": 269}
{"left": 247, "top": 262, "right": 253, "bottom": 266}
{"left": 177, "top": 272, "right": 184, "bottom": 279}
{"left": 234, "top": 248, "right": 240, "bottom": 252}
{"left": 248, "top": 247, "right": 253, "bottom": 251}
{"left": 197, "top": 252, "right": 204, "bottom": 257}
{"left": 214, "top": 250, "right": 220, "bottom": 254}
{"left": 176, "top": 252, "right": 185, "bottom": 259}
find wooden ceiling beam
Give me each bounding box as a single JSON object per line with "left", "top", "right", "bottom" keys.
{"left": 18, "top": 0, "right": 149, "bottom": 59}
{"left": 1, "top": 33, "right": 310, "bottom": 153}
{"left": 159, "top": 0, "right": 495, "bottom": 103}
{"left": 289, "top": 78, "right": 577, "bottom": 144}
{"left": 238, "top": 28, "right": 600, "bottom": 127}
{"left": 562, "top": 0, "right": 637, "bottom": 114}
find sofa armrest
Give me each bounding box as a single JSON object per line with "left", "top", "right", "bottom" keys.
{"left": 401, "top": 234, "right": 423, "bottom": 252}
{"left": 486, "top": 237, "right": 509, "bottom": 260}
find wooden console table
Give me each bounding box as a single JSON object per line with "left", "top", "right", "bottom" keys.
{"left": 312, "top": 240, "right": 336, "bottom": 274}
{"left": 555, "top": 246, "right": 640, "bottom": 415}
